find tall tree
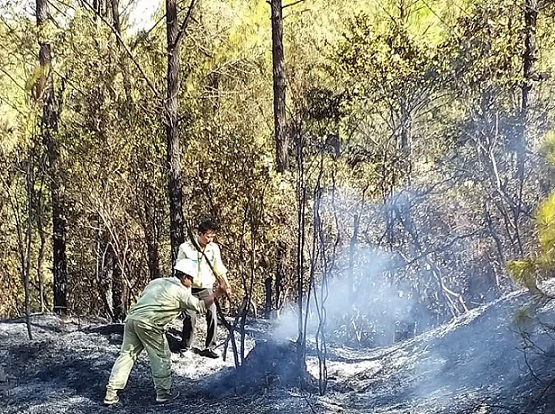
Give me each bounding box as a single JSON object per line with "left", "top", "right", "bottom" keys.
{"left": 165, "top": 0, "right": 196, "bottom": 265}
{"left": 271, "top": 0, "right": 288, "bottom": 173}
{"left": 36, "top": 0, "right": 67, "bottom": 314}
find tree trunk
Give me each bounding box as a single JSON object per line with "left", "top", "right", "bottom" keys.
{"left": 165, "top": 0, "right": 185, "bottom": 266}
{"left": 144, "top": 189, "right": 161, "bottom": 280}
{"left": 36, "top": 0, "right": 67, "bottom": 315}
{"left": 348, "top": 213, "right": 359, "bottom": 302}
{"left": 512, "top": 0, "right": 538, "bottom": 253}
{"left": 271, "top": 0, "right": 288, "bottom": 173}
{"left": 399, "top": 97, "right": 412, "bottom": 183}
{"left": 264, "top": 276, "right": 272, "bottom": 318}
{"left": 522, "top": 0, "right": 538, "bottom": 118}
{"left": 24, "top": 153, "right": 34, "bottom": 340}
{"left": 34, "top": 153, "right": 48, "bottom": 312}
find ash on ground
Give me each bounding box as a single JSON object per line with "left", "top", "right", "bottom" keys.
{"left": 1, "top": 284, "right": 555, "bottom": 413}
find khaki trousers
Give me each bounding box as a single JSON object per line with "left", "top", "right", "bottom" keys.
{"left": 106, "top": 318, "right": 171, "bottom": 393}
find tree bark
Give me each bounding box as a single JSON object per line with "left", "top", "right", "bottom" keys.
{"left": 144, "top": 188, "right": 161, "bottom": 280}
{"left": 271, "top": 0, "right": 288, "bottom": 173}
{"left": 165, "top": 0, "right": 185, "bottom": 265}
{"left": 264, "top": 276, "right": 272, "bottom": 318}
{"left": 36, "top": 0, "right": 67, "bottom": 315}
{"left": 24, "top": 154, "right": 34, "bottom": 340}
{"left": 522, "top": 0, "right": 538, "bottom": 117}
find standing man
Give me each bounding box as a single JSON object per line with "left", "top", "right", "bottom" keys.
{"left": 177, "top": 219, "right": 232, "bottom": 358}
{"left": 103, "top": 259, "right": 225, "bottom": 405}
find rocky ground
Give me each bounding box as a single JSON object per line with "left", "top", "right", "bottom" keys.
{"left": 1, "top": 284, "right": 555, "bottom": 414}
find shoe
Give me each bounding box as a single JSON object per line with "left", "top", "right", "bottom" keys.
{"left": 156, "top": 390, "right": 180, "bottom": 404}
{"left": 179, "top": 346, "right": 190, "bottom": 354}
{"left": 198, "top": 348, "right": 219, "bottom": 359}
{"left": 103, "top": 388, "right": 119, "bottom": 405}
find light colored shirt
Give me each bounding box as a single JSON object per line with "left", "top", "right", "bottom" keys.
{"left": 177, "top": 237, "right": 229, "bottom": 289}
{"left": 126, "top": 277, "right": 206, "bottom": 327}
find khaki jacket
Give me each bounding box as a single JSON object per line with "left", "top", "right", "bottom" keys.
{"left": 126, "top": 277, "right": 206, "bottom": 328}
{"left": 177, "top": 237, "right": 229, "bottom": 290}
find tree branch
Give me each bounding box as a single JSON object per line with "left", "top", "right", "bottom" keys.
{"left": 79, "top": 0, "right": 160, "bottom": 98}
{"left": 283, "top": 0, "right": 309, "bottom": 8}
{"left": 174, "top": 0, "right": 197, "bottom": 49}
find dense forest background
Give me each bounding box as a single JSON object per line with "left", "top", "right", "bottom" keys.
{"left": 1, "top": 0, "right": 555, "bottom": 348}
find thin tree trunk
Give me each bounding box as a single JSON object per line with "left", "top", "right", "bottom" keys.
{"left": 271, "top": 0, "right": 288, "bottom": 173}
{"left": 34, "top": 153, "right": 47, "bottom": 312}
{"left": 348, "top": 213, "right": 359, "bottom": 302}
{"left": 400, "top": 98, "right": 412, "bottom": 183}
{"left": 522, "top": 0, "right": 538, "bottom": 122}
{"left": 512, "top": 0, "right": 538, "bottom": 254}
{"left": 36, "top": 0, "right": 67, "bottom": 315}
{"left": 110, "top": 0, "right": 133, "bottom": 102}
{"left": 519, "top": 0, "right": 537, "bottom": 189}
{"left": 264, "top": 276, "right": 272, "bottom": 318}
{"left": 24, "top": 154, "right": 34, "bottom": 340}
{"left": 165, "top": 0, "right": 185, "bottom": 265}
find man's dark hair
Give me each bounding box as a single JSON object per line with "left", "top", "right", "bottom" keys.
{"left": 198, "top": 219, "right": 220, "bottom": 233}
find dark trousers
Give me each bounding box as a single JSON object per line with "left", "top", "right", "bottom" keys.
{"left": 181, "top": 288, "right": 217, "bottom": 350}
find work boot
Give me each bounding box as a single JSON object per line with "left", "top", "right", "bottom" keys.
{"left": 103, "top": 388, "right": 119, "bottom": 405}
{"left": 198, "top": 348, "right": 219, "bottom": 359}
{"left": 156, "top": 390, "right": 180, "bottom": 404}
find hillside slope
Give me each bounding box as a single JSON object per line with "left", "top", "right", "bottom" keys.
{"left": 1, "top": 285, "right": 554, "bottom": 414}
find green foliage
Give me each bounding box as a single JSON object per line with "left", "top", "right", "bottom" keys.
{"left": 507, "top": 191, "right": 555, "bottom": 294}
{"left": 1, "top": 0, "right": 555, "bottom": 330}
{"left": 536, "top": 191, "right": 555, "bottom": 267}
{"left": 447, "top": 0, "right": 524, "bottom": 92}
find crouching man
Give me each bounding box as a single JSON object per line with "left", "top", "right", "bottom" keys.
{"left": 103, "top": 258, "right": 225, "bottom": 405}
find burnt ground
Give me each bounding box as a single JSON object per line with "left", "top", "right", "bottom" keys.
{"left": 1, "top": 283, "right": 555, "bottom": 414}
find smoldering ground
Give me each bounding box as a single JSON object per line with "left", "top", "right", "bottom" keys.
{"left": 1, "top": 280, "right": 555, "bottom": 414}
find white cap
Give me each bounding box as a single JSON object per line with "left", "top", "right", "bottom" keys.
{"left": 174, "top": 259, "right": 198, "bottom": 279}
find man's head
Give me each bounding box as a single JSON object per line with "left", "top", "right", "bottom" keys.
{"left": 174, "top": 259, "right": 198, "bottom": 288}
{"left": 197, "top": 219, "right": 220, "bottom": 247}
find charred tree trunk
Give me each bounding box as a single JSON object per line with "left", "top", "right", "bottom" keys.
{"left": 32, "top": 148, "right": 48, "bottom": 312}
{"left": 512, "top": 0, "right": 538, "bottom": 253}
{"left": 36, "top": 0, "right": 67, "bottom": 315}
{"left": 519, "top": 0, "right": 537, "bottom": 174}
{"left": 165, "top": 0, "right": 185, "bottom": 266}
{"left": 275, "top": 240, "right": 286, "bottom": 309}
{"left": 111, "top": 251, "right": 125, "bottom": 321}
{"left": 24, "top": 154, "right": 34, "bottom": 340}
{"left": 522, "top": 0, "right": 537, "bottom": 129}
{"left": 144, "top": 196, "right": 161, "bottom": 280}
{"left": 264, "top": 276, "right": 272, "bottom": 318}
{"left": 271, "top": 0, "right": 288, "bottom": 173}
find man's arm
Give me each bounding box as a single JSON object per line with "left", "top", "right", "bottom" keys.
{"left": 211, "top": 244, "right": 232, "bottom": 295}
{"left": 203, "top": 286, "right": 227, "bottom": 308}
{"left": 180, "top": 286, "right": 226, "bottom": 313}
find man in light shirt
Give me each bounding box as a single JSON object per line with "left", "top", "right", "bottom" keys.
{"left": 177, "top": 219, "right": 232, "bottom": 358}
{"left": 103, "top": 258, "right": 225, "bottom": 405}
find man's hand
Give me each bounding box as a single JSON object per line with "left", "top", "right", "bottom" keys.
{"left": 219, "top": 282, "right": 232, "bottom": 297}
{"left": 215, "top": 285, "right": 227, "bottom": 298}
{"left": 204, "top": 286, "right": 227, "bottom": 308}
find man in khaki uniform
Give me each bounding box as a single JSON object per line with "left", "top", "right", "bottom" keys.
{"left": 103, "top": 258, "right": 224, "bottom": 405}
{"left": 177, "top": 220, "right": 231, "bottom": 358}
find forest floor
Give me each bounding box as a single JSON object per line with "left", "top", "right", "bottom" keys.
{"left": 2, "top": 283, "right": 555, "bottom": 414}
